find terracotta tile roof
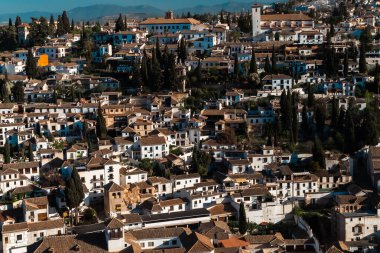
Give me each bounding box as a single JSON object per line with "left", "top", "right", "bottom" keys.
{"left": 208, "top": 203, "right": 237, "bottom": 216}
{"left": 24, "top": 196, "right": 48, "bottom": 211}
{"left": 104, "top": 182, "right": 124, "bottom": 192}
{"left": 28, "top": 218, "right": 65, "bottom": 232}
{"left": 180, "top": 232, "right": 214, "bottom": 252}
{"left": 2, "top": 222, "right": 28, "bottom": 233}
{"left": 2, "top": 161, "right": 39, "bottom": 170}
{"left": 31, "top": 232, "right": 108, "bottom": 253}
{"left": 261, "top": 13, "right": 313, "bottom": 21}
{"left": 130, "top": 227, "right": 186, "bottom": 240}
{"left": 262, "top": 74, "right": 292, "bottom": 80}
{"left": 104, "top": 218, "right": 124, "bottom": 229}
{"left": 140, "top": 136, "right": 166, "bottom": 146}
{"left": 123, "top": 213, "right": 142, "bottom": 224}
{"left": 140, "top": 18, "right": 200, "bottom": 25}
{"left": 220, "top": 237, "right": 249, "bottom": 248}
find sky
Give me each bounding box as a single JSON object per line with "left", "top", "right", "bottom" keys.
{"left": 0, "top": 0, "right": 253, "bottom": 14}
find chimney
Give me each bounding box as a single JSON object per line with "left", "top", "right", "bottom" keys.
{"left": 165, "top": 10, "right": 174, "bottom": 19}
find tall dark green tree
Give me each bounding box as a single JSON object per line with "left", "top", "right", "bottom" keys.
{"left": 264, "top": 55, "right": 271, "bottom": 74}
{"left": 234, "top": 54, "right": 240, "bottom": 80}
{"left": 343, "top": 109, "right": 356, "bottom": 153}
{"left": 238, "top": 202, "right": 248, "bottom": 235}
{"left": 62, "top": 11, "right": 71, "bottom": 33}
{"left": 49, "top": 15, "right": 55, "bottom": 37}
{"left": 25, "top": 49, "right": 38, "bottom": 79}
{"left": 96, "top": 104, "right": 107, "bottom": 139}
{"left": 71, "top": 19, "right": 75, "bottom": 31}
{"left": 291, "top": 93, "right": 298, "bottom": 143}
{"left": 343, "top": 50, "right": 349, "bottom": 77}
{"left": 56, "top": 15, "right": 65, "bottom": 36}
{"left": 330, "top": 96, "right": 338, "bottom": 129}
{"left": 249, "top": 48, "right": 258, "bottom": 74}
{"left": 315, "top": 104, "right": 326, "bottom": 136}
{"left": 8, "top": 18, "right": 12, "bottom": 27}
{"left": 14, "top": 16, "right": 22, "bottom": 28}
{"left": 312, "top": 137, "right": 325, "bottom": 170}
{"left": 360, "top": 109, "right": 378, "bottom": 146}
{"left": 301, "top": 105, "right": 309, "bottom": 134}
{"left": 359, "top": 26, "right": 373, "bottom": 52}
{"left": 178, "top": 38, "right": 187, "bottom": 63}
{"left": 12, "top": 81, "right": 25, "bottom": 103}
{"left": 271, "top": 45, "right": 277, "bottom": 74}
{"left": 191, "top": 146, "right": 211, "bottom": 176}
{"left": 115, "top": 14, "right": 125, "bottom": 32}
{"left": 307, "top": 84, "right": 315, "bottom": 108}
{"left": 4, "top": 140, "right": 10, "bottom": 164}
{"left": 28, "top": 142, "right": 34, "bottom": 161}
{"left": 140, "top": 53, "right": 149, "bottom": 88}
{"left": 64, "top": 167, "right": 85, "bottom": 224}
{"left": 280, "top": 90, "right": 288, "bottom": 130}
{"left": 150, "top": 48, "right": 163, "bottom": 91}
{"left": 359, "top": 43, "right": 367, "bottom": 74}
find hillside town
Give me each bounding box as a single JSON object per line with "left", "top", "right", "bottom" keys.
{"left": 0, "top": 0, "right": 378, "bottom": 252}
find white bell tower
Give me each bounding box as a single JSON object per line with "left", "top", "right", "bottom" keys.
{"left": 252, "top": 4, "right": 261, "bottom": 36}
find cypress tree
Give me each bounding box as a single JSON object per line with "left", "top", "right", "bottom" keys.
{"left": 337, "top": 106, "right": 345, "bottom": 133}
{"left": 307, "top": 84, "right": 315, "bottom": 108}
{"left": 96, "top": 104, "right": 107, "bottom": 139}
{"left": 292, "top": 93, "right": 298, "bottom": 143}
{"left": 178, "top": 38, "right": 187, "bottom": 64}
{"left": 238, "top": 202, "right": 248, "bottom": 235}
{"left": 115, "top": 14, "right": 125, "bottom": 32}
{"left": 28, "top": 142, "right": 34, "bottom": 161}
{"left": 49, "top": 15, "right": 55, "bottom": 37}
{"left": 301, "top": 105, "right": 308, "bottom": 134}
{"left": 264, "top": 55, "right": 271, "bottom": 74}
{"left": 312, "top": 137, "right": 325, "bottom": 170}
{"left": 280, "top": 90, "right": 288, "bottom": 130}
{"left": 343, "top": 50, "right": 349, "bottom": 77}
{"left": 25, "top": 49, "right": 38, "bottom": 79}
{"left": 150, "top": 47, "right": 163, "bottom": 90}
{"left": 71, "top": 19, "right": 75, "bottom": 31}
{"left": 234, "top": 54, "right": 240, "bottom": 80}
{"left": 15, "top": 16, "right": 22, "bottom": 28}
{"left": 64, "top": 167, "right": 85, "bottom": 224}
{"left": 8, "top": 18, "right": 12, "bottom": 27}
{"left": 271, "top": 45, "right": 277, "bottom": 74}
{"left": 3, "top": 140, "right": 10, "bottom": 164}
{"left": 12, "top": 81, "right": 25, "bottom": 103}
{"left": 56, "top": 15, "right": 65, "bottom": 36}
{"left": 331, "top": 96, "right": 338, "bottom": 129}
{"left": 141, "top": 53, "right": 149, "bottom": 87}
{"left": 359, "top": 43, "right": 367, "bottom": 74}
{"left": 249, "top": 48, "right": 258, "bottom": 74}
{"left": 361, "top": 109, "right": 378, "bottom": 146}
{"left": 315, "top": 104, "right": 326, "bottom": 136}
{"left": 62, "top": 11, "right": 71, "bottom": 33}
{"left": 344, "top": 110, "right": 356, "bottom": 153}
{"left": 156, "top": 39, "right": 162, "bottom": 64}
{"left": 195, "top": 59, "right": 202, "bottom": 86}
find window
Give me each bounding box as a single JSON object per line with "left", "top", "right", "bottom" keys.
{"left": 163, "top": 241, "right": 169, "bottom": 246}
{"left": 16, "top": 234, "right": 22, "bottom": 241}
{"left": 4, "top": 237, "right": 8, "bottom": 244}
{"left": 140, "top": 242, "right": 145, "bottom": 247}
{"left": 148, "top": 242, "right": 154, "bottom": 247}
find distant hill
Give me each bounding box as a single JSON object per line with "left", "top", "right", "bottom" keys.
{"left": 0, "top": 0, "right": 287, "bottom": 23}
{"left": 68, "top": 4, "right": 164, "bottom": 21}
{"left": 174, "top": 0, "right": 286, "bottom": 15}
